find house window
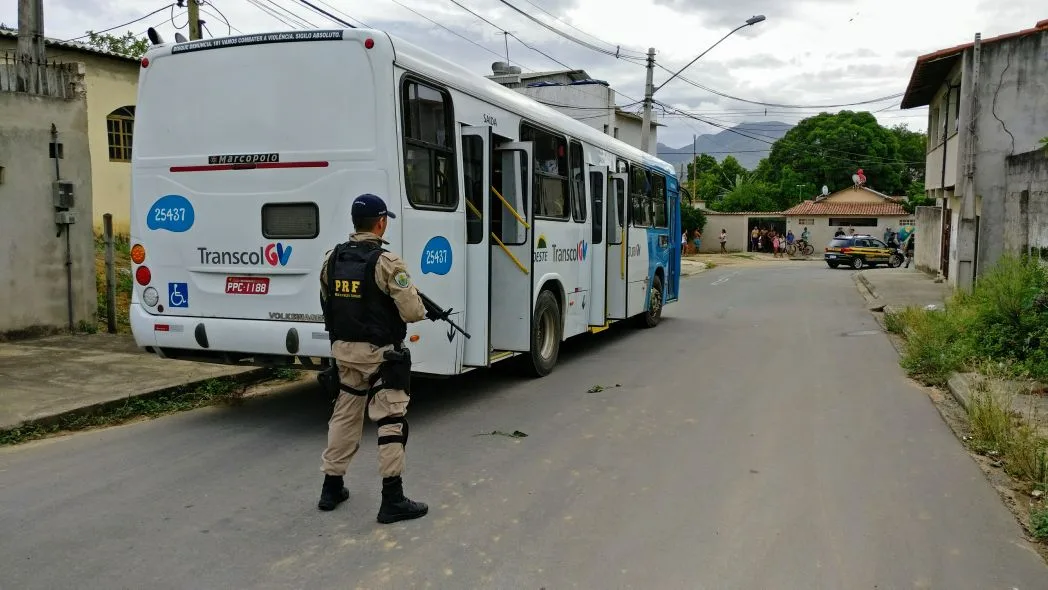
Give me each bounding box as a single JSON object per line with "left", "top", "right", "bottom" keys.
{"left": 402, "top": 79, "right": 457, "bottom": 210}
{"left": 603, "top": 124, "right": 609, "bottom": 134}
{"left": 613, "top": 127, "right": 619, "bottom": 139}
{"left": 796, "top": 218, "right": 815, "bottom": 226}
{"left": 899, "top": 219, "right": 915, "bottom": 226}
{"left": 522, "top": 123, "right": 568, "bottom": 220}
{"left": 828, "top": 217, "right": 878, "bottom": 227}
{"left": 106, "top": 106, "right": 135, "bottom": 162}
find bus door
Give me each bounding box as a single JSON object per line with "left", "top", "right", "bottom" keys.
{"left": 626, "top": 168, "right": 652, "bottom": 318}
{"left": 666, "top": 180, "right": 681, "bottom": 302}
{"left": 606, "top": 172, "right": 628, "bottom": 319}
{"left": 461, "top": 126, "right": 491, "bottom": 367}
{"left": 400, "top": 149, "right": 467, "bottom": 374}
{"left": 587, "top": 165, "right": 608, "bottom": 326}
{"left": 490, "top": 142, "right": 533, "bottom": 352}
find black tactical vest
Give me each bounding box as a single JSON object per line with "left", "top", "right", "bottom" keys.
{"left": 323, "top": 240, "right": 407, "bottom": 346}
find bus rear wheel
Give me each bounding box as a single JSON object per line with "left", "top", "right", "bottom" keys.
{"left": 527, "top": 290, "right": 561, "bottom": 377}
{"left": 642, "top": 274, "right": 664, "bottom": 328}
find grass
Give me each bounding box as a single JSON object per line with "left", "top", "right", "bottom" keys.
{"left": 1033, "top": 506, "right": 1048, "bottom": 540}
{"left": 964, "top": 378, "right": 1048, "bottom": 492}
{"left": 0, "top": 367, "right": 299, "bottom": 447}
{"left": 94, "top": 234, "right": 133, "bottom": 334}
{"left": 888, "top": 255, "right": 1048, "bottom": 385}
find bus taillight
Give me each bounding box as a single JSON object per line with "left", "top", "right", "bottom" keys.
{"left": 131, "top": 244, "right": 146, "bottom": 264}
{"left": 135, "top": 266, "right": 152, "bottom": 286}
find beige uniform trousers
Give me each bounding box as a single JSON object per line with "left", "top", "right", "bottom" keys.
{"left": 321, "top": 340, "right": 410, "bottom": 478}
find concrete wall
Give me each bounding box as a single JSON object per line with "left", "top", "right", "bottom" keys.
{"left": 0, "top": 92, "right": 96, "bottom": 333}
{"left": 1003, "top": 149, "right": 1048, "bottom": 257}
{"left": 697, "top": 213, "right": 749, "bottom": 252}
{"left": 0, "top": 39, "right": 139, "bottom": 237}
{"left": 914, "top": 205, "right": 943, "bottom": 274}
{"left": 953, "top": 30, "right": 1048, "bottom": 284}
{"left": 785, "top": 215, "right": 913, "bottom": 251}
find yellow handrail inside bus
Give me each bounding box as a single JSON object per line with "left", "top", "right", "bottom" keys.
{"left": 490, "top": 186, "right": 530, "bottom": 230}
{"left": 490, "top": 232, "right": 529, "bottom": 275}
{"left": 466, "top": 200, "right": 482, "bottom": 219}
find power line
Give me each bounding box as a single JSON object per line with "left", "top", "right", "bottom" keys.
{"left": 442, "top": 0, "right": 574, "bottom": 70}
{"left": 243, "top": 0, "right": 312, "bottom": 28}
{"left": 286, "top": 0, "right": 362, "bottom": 27}
{"left": 301, "top": 0, "right": 370, "bottom": 28}
{"left": 490, "top": 0, "right": 645, "bottom": 64}
{"left": 202, "top": 1, "right": 241, "bottom": 34}
{"left": 515, "top": 0, "right": 646, "bottom": 57}
{"left": 655, "top": 99, "right": 925, "bottom": 166}
{"left": 63, "top": 4, "right": 176, "bottom": 41}
{"left": 379, "top": 0, "right": 544, "bottom": 71}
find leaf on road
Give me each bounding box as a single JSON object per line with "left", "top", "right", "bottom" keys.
{"left": 474, "top": 430, "right": 528, "bottom": 439}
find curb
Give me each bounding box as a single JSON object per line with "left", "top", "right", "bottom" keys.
{"left": 946, "top": 372, "right": 973, "bottom": 411}
{"left": 0, "top": 367, "right": 276, "bottom": 437}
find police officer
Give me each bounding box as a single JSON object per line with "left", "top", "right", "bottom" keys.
{"left": 317, "top": 193, "right": 438, "bottom": 523}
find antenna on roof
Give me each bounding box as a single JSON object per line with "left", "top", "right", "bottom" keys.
{"left": 146, "top": 27, "right": 165, "bottom": 46}
{"left": 174, "top": 32, "right": 187, "bottom": 43}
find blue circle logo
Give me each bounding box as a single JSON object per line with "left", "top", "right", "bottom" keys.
{"left": 147, "top": 194, "right": 195, "bottom": 232}
{"left": 421, "top": 236, "right": 452, "bottom": 275}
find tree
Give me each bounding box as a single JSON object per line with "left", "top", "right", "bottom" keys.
{"left": 83, "top": 30, "right": 150, "bottom": 58}
{"left": 710, "top": 173, "right": 778, "bottom": 213}
{"left": 686, "top": 154, "right": 723, "bottom": 204}
{"left": 680, "top": 205, "right": 707, "bottom": 235}
{"left": 756, "top": 111, "right": 926, "bottom": 208}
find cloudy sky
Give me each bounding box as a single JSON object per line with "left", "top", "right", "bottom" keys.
{"left": 5, "top": 0, "right": 1043, "bottom": 148}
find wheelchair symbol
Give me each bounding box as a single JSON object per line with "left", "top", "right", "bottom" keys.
{"left": 168, "top": 282, "right": 189, "bottom": 308}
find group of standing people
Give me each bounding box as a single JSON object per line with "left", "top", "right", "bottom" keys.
{"left": 749, "top": 226, "right": 809, "bottom": 257}
{"left": 682, "top": 229, "right": 728, "bottom": 255}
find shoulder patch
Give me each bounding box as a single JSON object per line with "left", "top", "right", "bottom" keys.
{"left": 393, "top": 271, "right": 411, "bottom": 288}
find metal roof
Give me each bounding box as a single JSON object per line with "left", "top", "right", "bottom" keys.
{"left": 900, "top": 19, "right": 1048, "bottom": 109}
{"left": 0, "top": 29, "right": 138, "bottom": 63}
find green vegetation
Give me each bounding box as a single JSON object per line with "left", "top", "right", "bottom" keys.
{"left": 680, "top": 205, "right": 707, "bottom": 235}
{"left": 83, "top": 31, "right": 150, "bottom": 58}
{"left": 886, "top": 255, "right": 1048, "bottom": 385}
{"left": 686, "top": 111, "right": 925, "bottom": 213}
{"left": 1033, "top": 505, "right": 1048, "bottom": 540}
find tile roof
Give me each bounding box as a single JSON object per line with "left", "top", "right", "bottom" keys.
{"left": 901, "top": 19, "right": 1048, "bottom": 108}
{"left": 0, "top": 29, "right": 138, "bottom": 63}
{"left": 782, "top": 200, "right": 908, "bottom": 216}
{"left": 699, "top": 209, "right": 784, "bottom": 216}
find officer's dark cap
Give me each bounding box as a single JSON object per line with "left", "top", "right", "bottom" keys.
{"left": 352, "top": 194, "right": 396, "bottom": 219}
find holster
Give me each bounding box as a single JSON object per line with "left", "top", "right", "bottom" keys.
{"left": 317, "top": 364, "right": 340, "bottom": 398}
{"left": 380, "top": 346, "right": 412, "bottom": 394}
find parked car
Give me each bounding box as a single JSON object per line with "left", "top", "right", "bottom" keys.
{"left": 824, "top": 235, "right": 903, "bottom": 269}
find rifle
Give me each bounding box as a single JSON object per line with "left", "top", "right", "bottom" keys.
{"left": 418, "top": 290, "right": 471, "bottom": 339}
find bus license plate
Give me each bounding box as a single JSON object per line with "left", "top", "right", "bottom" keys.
{"left": 225, "top": 277, "right": 269, "bottom": 295}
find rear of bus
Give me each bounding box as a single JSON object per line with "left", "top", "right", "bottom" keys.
{"left": 129, "top": 29, "right": 399, "bottom": 365}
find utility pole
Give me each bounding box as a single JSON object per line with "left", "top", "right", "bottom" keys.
{"left": 187, "top": 0, "right": 202, "bottom": 40}
{"left": 639, "top": 47, "right": 656, "bottom": 155}
{"left": 17, "top": 0, "right": 45, "bottom": 94}
{"left": 957, "top": 32, "right": 981, "bottom": 291}
{"left": 691, "top": 134, "right": 696, "bottom": 195}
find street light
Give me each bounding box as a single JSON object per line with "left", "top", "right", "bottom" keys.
{"left": 639, "top": 15, "right": 766, "bottom": 154}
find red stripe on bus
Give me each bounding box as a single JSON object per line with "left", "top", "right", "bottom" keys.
{"left": 169, "top": 161, "right": 330, "bottom": 172}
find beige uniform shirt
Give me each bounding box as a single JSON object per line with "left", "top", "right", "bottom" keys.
{"left": 320, "top": 233, "right": 426, "bottom": 360}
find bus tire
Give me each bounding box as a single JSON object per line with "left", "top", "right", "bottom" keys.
{"left": 527, "top": 290, "right": 561, "bottom": 377}
{"left": 642, "top": 274, "right": 664, "bottom": 329}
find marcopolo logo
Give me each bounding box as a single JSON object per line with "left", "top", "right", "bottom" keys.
{"left": 197, "top": 243, "right": 293, "bottom": 266}
{"left": 534, "top": 236, "right": 588, "bottom": 263}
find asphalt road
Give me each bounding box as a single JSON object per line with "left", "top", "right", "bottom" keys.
{"left": 2, "top": 263, "right": 1046, "bottom": 589}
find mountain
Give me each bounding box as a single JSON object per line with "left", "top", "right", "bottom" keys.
{"left": 657, "top": 121, "right": 794, "bottom": 172}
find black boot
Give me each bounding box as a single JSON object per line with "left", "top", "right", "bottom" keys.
{"left": 317, "top": 474, "right": 349, "bottom": 511}
{"left": 377, "top": 476, "right": 428, "bottom": 524}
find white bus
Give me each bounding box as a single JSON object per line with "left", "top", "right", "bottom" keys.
{"left": 129, "top": 27, "right": 682, "bottom": 378}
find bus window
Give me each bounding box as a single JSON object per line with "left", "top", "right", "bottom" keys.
{"left": 608, "top": 177, "right": 624, "bottom": 245}
{"left": 630, "top": 166, "right": 652, "bottom": 227}
{"left": 462, "top": 134, "right": 484, "bottom": 244}
{"left": 402, "top": 79, "right": 457, "bottom": 210}
{"left": 569, "top": 141, "right": 586, "bottom": 223}
{"left": 521, "top": 124, "right": 568, "bottom": 220}
{"left": 652, "top": 173, "right": 668, "bottom": 228}
{"left": 589, "top": 171, "right": 603, "bottom": 244}
{"left": 492, "top": 150, "right": 529, "bottom": 245}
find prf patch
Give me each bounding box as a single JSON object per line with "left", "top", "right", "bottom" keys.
{"left": 393, "top": 271, "right": 410, "bottom": 289}
{"left": 333, "top": 279, "right": 362, "bottom": 298}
